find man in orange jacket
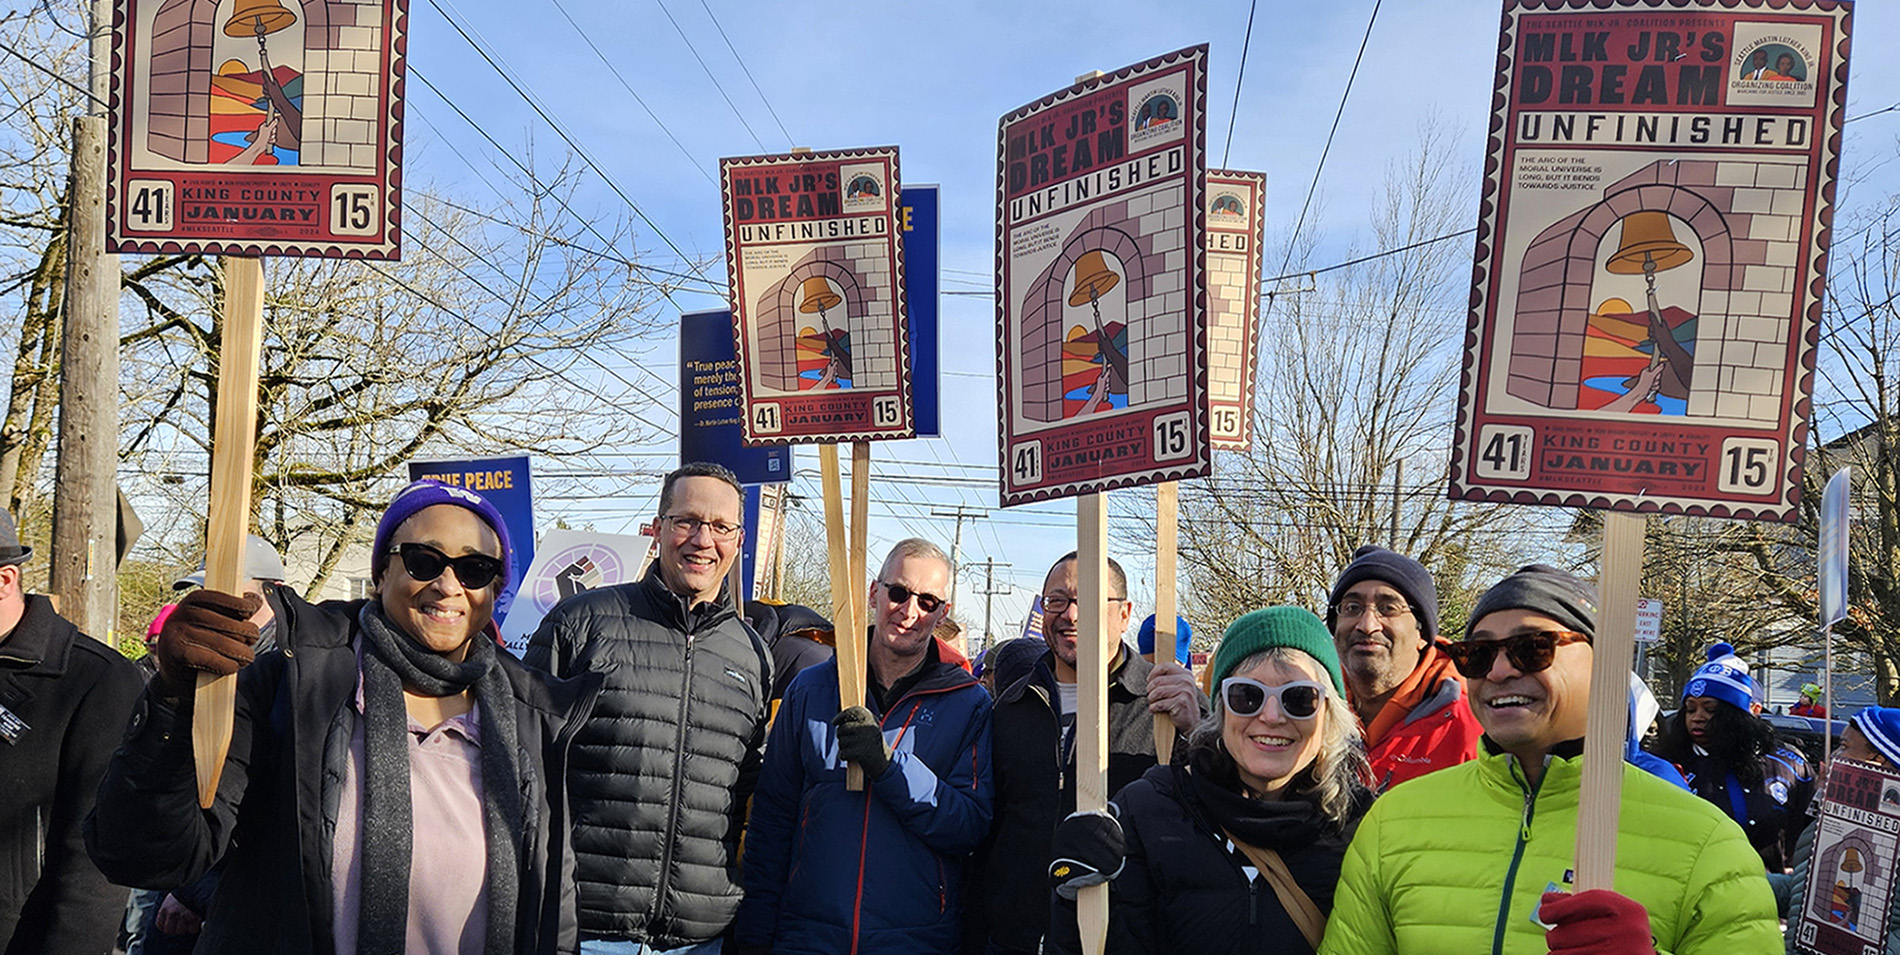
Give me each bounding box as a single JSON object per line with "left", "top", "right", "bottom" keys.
{"left": 1326, "top": 546, "right": 1482, "bottom": 790}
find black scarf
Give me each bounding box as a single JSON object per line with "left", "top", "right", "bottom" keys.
{"left": 1181, "top": 745, "right": 1330, "bottom": 850}
{"left": 355, "top": 603, "right": 523, "bottom": 955}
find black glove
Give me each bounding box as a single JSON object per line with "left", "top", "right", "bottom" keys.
{"left": 832, "top": 705, "right": 892, "bottom": 777}
{"left": 153, "top": 590, "right": 262, "bottom": 697}
{"left": 1049, "top": 807, "right": 1125, "bottom": 900}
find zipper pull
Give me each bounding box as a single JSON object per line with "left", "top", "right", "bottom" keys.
{"left": 1520, "top": 789, "right": 1534, "bottom": 842}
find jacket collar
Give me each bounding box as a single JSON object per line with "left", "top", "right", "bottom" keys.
{"left": 639, "top": 563, "right": 735, "bottom": 632}
{"left": 0, "top": 594, "right": 79, "bottom": 674}
{"left": 998, "top": 641, "right": 1141, "bottom": 706}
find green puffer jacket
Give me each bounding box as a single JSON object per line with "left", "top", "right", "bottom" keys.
{"left": 1318, "top": 743, "right": 1779, "bottom": 955}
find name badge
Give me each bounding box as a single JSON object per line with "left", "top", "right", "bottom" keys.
{"left": 0, "top": 702, "right": 27, "bottom": 745}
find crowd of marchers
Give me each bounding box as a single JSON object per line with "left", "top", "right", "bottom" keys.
{"left": 0, "top": 460, "right": 1879, "bottom": 954}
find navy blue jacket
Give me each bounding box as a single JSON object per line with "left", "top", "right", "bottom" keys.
{"left": 736, "top": 649, "right": 993, "bottom": 955}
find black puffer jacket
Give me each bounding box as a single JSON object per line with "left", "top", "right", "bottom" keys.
{"left": 84, "top": 592, "right": 601, "bottom": 955}
{"left": 1049, "top": 747, "right": 1370, "bottom": 955}
{"left": 524, "top": 568, "right": 771, "bottom": 947}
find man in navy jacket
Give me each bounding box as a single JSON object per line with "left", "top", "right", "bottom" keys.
{"left": 736, "top": 538, "right": 993, "bottom": 955}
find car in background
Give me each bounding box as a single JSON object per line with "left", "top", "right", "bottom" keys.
{"left": 1763, "top": 712, "right": 1846, "bottom": 765}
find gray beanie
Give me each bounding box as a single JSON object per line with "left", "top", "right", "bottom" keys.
{"left": 1464, "top": 564, "right": 1598, "bottom": 639}
{"left": 1327, "top": 546, "right": 1440, "bottom": 640}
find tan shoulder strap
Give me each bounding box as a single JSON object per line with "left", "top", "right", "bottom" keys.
{"left": 1222, "top": 828, "right": 1326, "bottom": 951}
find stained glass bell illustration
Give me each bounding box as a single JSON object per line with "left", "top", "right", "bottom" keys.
{"left": 1606, "top": 211, "right": 1695, "bottom": 277}
{"left": 798, "top": 276, "right": 850, "bottom": 380}
{"left": 223, "top": 0, "right": 297, "bottom": 39}
{"left": 1066, "top": 251, "right": 1129, "bottom": 405}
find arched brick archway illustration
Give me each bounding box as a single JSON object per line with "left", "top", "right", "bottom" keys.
{"left": 755, "top": 248, "right": 895, "bottom": 393}
{"left": 1507, "top": 158, "right": 1806, "bottom": 422}
{"left": 1021, "top": 200, "right": 1189, "bottom": 423}
{"left": 144, "top": 0, "right": 381, "bottom": 168}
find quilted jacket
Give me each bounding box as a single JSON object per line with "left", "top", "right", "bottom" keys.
{"left": 1319, "top": 741, "right": 1780, "bottom": 955}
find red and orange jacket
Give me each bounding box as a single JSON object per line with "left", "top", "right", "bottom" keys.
{"left": 1357, "top": 645, "right": 1483, "bottom": 791}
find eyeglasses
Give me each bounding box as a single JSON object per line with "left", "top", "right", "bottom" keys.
{"left": 1221, "top": 677, "right": 1328, "bottom": 720}
{"left": 663, "top": 515, "right": 741, "bottom": 541}
{"left": 389, "top": 542, "right": 504, "bottom": 590}
{"left": 882, "top": 581, "right": 946, "bottom": 614}
{"left": 1039, "top": 594, "right": 1128, "bottom": 614}
{"left": 1332, "top": 598, "right": 1413, "bottom": 621}
{"left": 1438, "top": 630, "right": 1592, "bottom": 680}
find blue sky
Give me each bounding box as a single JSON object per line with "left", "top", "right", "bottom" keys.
{"left": 398, "top": 0, "right": 1900, "bottom": 639}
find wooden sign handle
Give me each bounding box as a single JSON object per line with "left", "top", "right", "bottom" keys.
{"left": 848, "top": 442, "right": 872, "bottom": 787}
{"left": 1575, "top": 510, "right": 1644, "bottom": 889}
{"left": 193, "top": 256, "right": 266, "bottom": 809}
{"left": 1152, "top": 481, "right": 1180, "bottom": 765}
{"left": 1076, "top": 493, "right": 1110, "bottom": 955}
{"left": 820, "top": 445, "right": 866, "bottom": 790}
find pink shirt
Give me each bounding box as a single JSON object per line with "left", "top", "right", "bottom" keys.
{"left": 331, "top": 661, "right": 492, "bottom": 955}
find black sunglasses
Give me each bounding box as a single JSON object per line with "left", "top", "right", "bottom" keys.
{"left": 882, "top": 581, "right": 946, "bottom": 614}
{"left": 389, "top": 542, "right": 504, "bottom": 590}
{"left": 1438, "top": 630, "right": 1591, "bottom": 680}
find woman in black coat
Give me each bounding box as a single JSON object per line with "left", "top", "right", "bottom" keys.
{"left": 87, "top": 482, "right": 600, "bottom": 955}
{"left": 1047, "top": 607, "right": 1373, "bottom": 955}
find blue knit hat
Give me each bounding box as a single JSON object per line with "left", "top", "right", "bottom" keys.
{"left": 1851, "top": 707, "right": 1900, "bottom": 767}
{"left": 1137, "top": 614, "right": 1193, "bottom": 665}
{"left": 371, "top": 480, "right": 515, "bottom": 589}
{"left": 1682, "top": 642, "right": 1757, "bottom": 713}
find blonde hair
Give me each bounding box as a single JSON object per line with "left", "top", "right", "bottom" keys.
{"left": 1188, "top": 646, "right": 1370, "bottom": 825}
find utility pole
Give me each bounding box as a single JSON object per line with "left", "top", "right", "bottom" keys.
{"left": 50, "top": 0, "right": 121, "bottom": 641}
{"left": 974, "top": 558, "right": 1013, "bottom": 652}
{"left": 930, "top": 505, "right": 988, "bottom": 604}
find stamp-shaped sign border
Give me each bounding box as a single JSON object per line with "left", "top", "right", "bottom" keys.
{"left": 1447, "top": 0, "right": 1850, "bottom": 521}
{"left": 994, "top": 44, "right": 1212, "bottom": 507}
{"left": 721, "top": 145, "right": 914, "bottom": 446}
{"left": 1207, "top": 168, "right": 1266, "bottom": 452}
{"left": 105, "top": 0, "right": 407, "bottom": 258}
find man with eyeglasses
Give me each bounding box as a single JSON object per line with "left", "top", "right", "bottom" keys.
{"left": 968, "top": 551, "right": 1206, "bottom": 955}
{"left": 1324, "top": 545, "right": 1482, "bottom": 790}
{"left": 526, "top": 462, "right": 772, "bottom": 955}
{"left": 1320, "top": 564, "right": 1779, "bottom": 955}
{"left": 735, "top": 538, "right": 992, "bottom": 955}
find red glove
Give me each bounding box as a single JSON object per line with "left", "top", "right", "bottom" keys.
{"left": 153, "top": 590, "right": 262, "bottom": 696}
{"left": 1540, "top": 890, "right": 1655, "bottom": 954}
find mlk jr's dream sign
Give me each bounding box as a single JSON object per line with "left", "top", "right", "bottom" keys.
{"left": 996, "top": 45, "right": 1211, "bottom": 506}
{"left": 1449, "top": 0, "right": 1850, "bottom": 518}
{"left": 107, "top": 0, "right": 407, "bottom": 257}
{"left": 722, "top": 147, "right": 913, "bottom": 445}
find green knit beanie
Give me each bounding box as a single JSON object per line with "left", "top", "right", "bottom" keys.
{"left": 1210, "top": 606, "right": 1346, "bottom": 697}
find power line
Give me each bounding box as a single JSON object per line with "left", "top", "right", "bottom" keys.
{"left": 695, "top": 0, "right": 793, "bottom": 146}
{"left": 1220, "top": 0, "right": 1258, "bottom": 169}
{"left": 544, "top": 0, "right": 716, "bottom": 185}
{"left": 652, "top": 0, "right": 766, "bottom": 151}
{"left": 1270, "top": 0, "right": 1383, "bottom": 293}
{"left": 420, "top": 0, "right": 716, "bottom": 282}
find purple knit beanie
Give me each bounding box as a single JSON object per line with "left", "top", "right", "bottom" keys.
{"left": 370, "top": 480, "right": 515, "bottom": 588}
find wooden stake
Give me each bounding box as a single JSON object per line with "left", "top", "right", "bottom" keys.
{"left": 821, "top": 445, "right": 866, "bottom": 789}
{"left": 193, "top": 255, "right": 265, "bottom": 810}
{"left": 1153, "top": 481, "right": 1180, "bottom": 764}
{"left": 1575, "top": 510, "right": 1643, "bottom": 890}
{"left": 1076, "top": 492, "right": 1110, "bottom": 955}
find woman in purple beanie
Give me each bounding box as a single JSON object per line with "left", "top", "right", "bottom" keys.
{"left": 88, "top": 481, "right": 601, "bottom": 955}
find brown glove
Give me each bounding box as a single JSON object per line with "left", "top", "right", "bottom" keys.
{"left": 153, "top": 590, "right": 262, "bottom": 697}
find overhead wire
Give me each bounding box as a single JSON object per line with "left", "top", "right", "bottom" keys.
{"left": 421, "top": 0, "right": 717, "bottom": 281}
{"left": 543, "top": 0, "right": 717, "bottom": 185}
{"left": 1220, "top": 0, "right": 1259, "bottom": 169}
{"left": 652, "top": 0, "right": 766, "bottom": 151}
{"left": 695, "top": 0, "right": 795, "bottom": 147}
